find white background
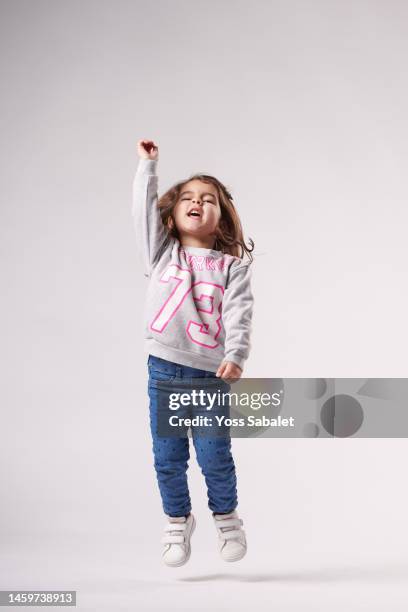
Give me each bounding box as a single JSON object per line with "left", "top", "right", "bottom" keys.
{"left": 1, "top": 1, "right": 408, "bottom": 610}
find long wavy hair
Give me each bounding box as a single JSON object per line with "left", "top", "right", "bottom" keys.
{"left": 157, "top": 173, "right": 255, "bottom": 262}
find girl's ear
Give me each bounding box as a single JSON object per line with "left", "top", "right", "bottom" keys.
{"left": 168, "top": 216, "right": 174, "bottom": 230}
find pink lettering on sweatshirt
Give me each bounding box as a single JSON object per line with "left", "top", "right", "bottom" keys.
{"left": 179, "top": 247, "right": 231, "bottom": 272}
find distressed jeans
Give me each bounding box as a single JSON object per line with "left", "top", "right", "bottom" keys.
{"left": 147, "top": 354, "right": 238, "bottom": 517}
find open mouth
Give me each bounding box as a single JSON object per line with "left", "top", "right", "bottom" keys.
{"left": 187, "top": 209, "right": 201, "bottom": 218}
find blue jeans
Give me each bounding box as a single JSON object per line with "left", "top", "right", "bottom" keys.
{"left": 147, "top": 354, "right": 238, "bottom": 517}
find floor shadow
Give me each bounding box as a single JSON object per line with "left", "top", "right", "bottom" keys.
{"left": 178, "top": 562, "right": 408, "bottom": 583}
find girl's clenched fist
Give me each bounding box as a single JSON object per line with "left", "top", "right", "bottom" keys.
{"left": 137, "top": 139, "right": 159, "bottom": 161}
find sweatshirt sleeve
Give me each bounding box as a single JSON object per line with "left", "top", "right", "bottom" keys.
{"left": 221, "top": 261, "right": 254, "bottom": 371}
{"left": 131, "top": 158, "right": 170, "bottom": 277}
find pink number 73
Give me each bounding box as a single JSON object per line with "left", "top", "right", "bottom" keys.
{"left": 150, "top": 263, "right": 224, "bottom": 349}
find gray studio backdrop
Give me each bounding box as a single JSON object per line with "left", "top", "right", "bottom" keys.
{"left": 1, "top": 0, "right": 408, "bottom": 608}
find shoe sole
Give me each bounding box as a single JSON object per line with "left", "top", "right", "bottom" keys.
{"left": 163, "top": 514, "right": 196, "bottom": 568}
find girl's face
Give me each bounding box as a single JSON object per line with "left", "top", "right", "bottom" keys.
{"left": 171, "top": 180, "right": 221, "bottom": 242}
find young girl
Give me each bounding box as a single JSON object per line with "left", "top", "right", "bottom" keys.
{"left": 132, "top": 139, "right": 255, "bottom": 567}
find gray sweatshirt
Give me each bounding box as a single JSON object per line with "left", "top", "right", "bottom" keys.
{"left": 132, "top": 158, "right": 254, "bottom": 373}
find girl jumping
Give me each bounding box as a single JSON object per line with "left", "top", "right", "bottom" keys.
{"left": 132, "top": 139, "right": 255, "bottom": 567}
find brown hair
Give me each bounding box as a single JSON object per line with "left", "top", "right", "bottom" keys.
{"left": 158, "top": 173, "right": 255, "bottom": 262}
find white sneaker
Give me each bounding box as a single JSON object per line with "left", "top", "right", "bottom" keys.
{"left": 213, "top": 510, "right": 247, "bottom": 562}
{"left": 161, "top": 513, "right": 196, "bottom": 567}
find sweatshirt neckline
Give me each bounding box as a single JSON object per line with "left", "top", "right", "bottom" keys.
{"left": 179, "top": 244, "right": 223, "bottom": 257}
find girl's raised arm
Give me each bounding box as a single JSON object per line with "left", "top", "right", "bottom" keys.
{"left": 132, "top": 140, "right": 170, "bottom": 277}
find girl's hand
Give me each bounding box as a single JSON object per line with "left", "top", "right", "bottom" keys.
{"left": 137, "top": 139, "right": 159, "bottom": 161}
{"left": 216, "top": 360, "right": 242, "bottom": 382}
